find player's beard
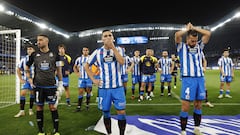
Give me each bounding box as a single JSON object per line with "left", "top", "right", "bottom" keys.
{"left": 188, "top": 44, "right": 196, "bottom": 48}
{"left": 38, "top": 44, "right": 46, "bottom": 49}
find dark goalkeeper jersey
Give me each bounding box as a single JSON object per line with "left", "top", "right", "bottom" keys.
{"left": 140, "top": 55, "right": 158, "bottom": 75}
{"left": 26, "top": 50, "right": 60, "bottom": 86}
{"left": 59, "top": 54, "right": 72, "bottom": 77}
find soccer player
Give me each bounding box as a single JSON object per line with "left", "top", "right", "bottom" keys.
{"left": 217, "top": 48, "right": 234, "bottom": 98}
{"left": 120, "top": 47, "right": 131, "bottom": 96}
{"left": 129, "top": 50, "right": 141, "bottom": 100}
{"left": 148, "top": 49, "right": 157, "bottom": 98}
{"left": 56, "top": 44, "right": 72, "bottom": 106}
{"left": 73, "top": 47, "right": 92, "bottom": 111}
{"left": 171, "top": 54, "right": 180, "bottom": 89}
{"left": 175, "top": 22, "right": 211, "bottom": 135}
{"left": 25, "top": 34, "right": 64, "bottom": 135}
{"left": 139, "top": 48, "right": 158, "bottom": 101}
{"left": 158, "top": 50, "right": 174, "bottom": 97}
{"left": 14, "top": 44, "right": 35, "bottom": 117}
{"left": 84, "top": 29, "right": 126, "bottom": 135}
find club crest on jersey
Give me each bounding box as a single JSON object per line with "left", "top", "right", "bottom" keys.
{"left": 36, "top": 53, "right": 41, "bottom": 57}
{"left": 188, "top": 47, "right": 198, "bottom": 54}
{"left": 104, "top": 55, "right": 114, "bottom": 63}
{"left": 40, "top": 60, "right": 50, "bottom": 70}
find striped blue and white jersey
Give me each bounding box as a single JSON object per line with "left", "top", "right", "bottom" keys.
{"left": 121, "top": 55, "right": 131, "bottom": 75}
{"left": 74, "top": 55, "right": 90, "bottom": 79}
{"left": 177, "top": 40, "right": 205, "bottom": 77}
{"left": 130, "top": 56, "right": 141, "bottom": 76}
{"left": 18, "top": 55, "right": 34, "bottom": 80}
{"left": 218, "top": 56, "right": 234, "bottom": 76}
{"left": 87, "top": 46, "right": 124, "bottom": 89}
{"left": 158, "top": 57, "right": 172, "bottom": 75}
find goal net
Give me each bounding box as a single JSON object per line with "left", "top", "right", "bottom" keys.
{"left": 0, "top": 29, "right": 21, "bottom": 108}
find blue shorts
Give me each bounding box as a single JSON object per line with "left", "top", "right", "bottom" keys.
{"left": 55, "top": 76, "right": 69, "bottom": 87}
{"left": 141, "top": 74, "right": 155, "bottom": 83}
{"left": 181, "top": 77, "right": 206, "bottom": 101}
{"left": 21, "top": 81, "right": 33, "bottom": 90}
{"left": 220, "top": 75, "right": 232, "bottom": 83}
{"left": 160, "top": 74, "right": 172, "bottom": 82}
{"left": 150, "top": 74, "right": 156, "bottom": 82}
{"left": 62, "top": 77, "right": 69, "bottom": 87}
{"left": 132, "top": 75, "right": 141, "bottom": 84}
{"left": 78, "top": 78, "right": 92, "bottom": 88}
{"left": 121, "top": 74, "right": 128, "bottom": 83}
{"left": 98, "top": 87, "right": 126, "bottom": 111}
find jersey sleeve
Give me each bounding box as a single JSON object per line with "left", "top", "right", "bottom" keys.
{"left": 26, "top": 52, "right": 35, "bottom": 67}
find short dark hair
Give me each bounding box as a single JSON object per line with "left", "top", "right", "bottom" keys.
{"left": 25, "top": 43, "right": 37, "bottom": 50}
{"left": 58, "top": 44, "right": 66, "bottom": 50}
{"left": 223, "top": 48, "right": 229, "bottom": 52}
{"left": 37, "top": 34, "right": 49, "bottom": 39}
{"left": 187, "top": 30, "right": 198, "bottom": 37}
{"left": 102, "top": 29, "right": 111, "bottom": 34}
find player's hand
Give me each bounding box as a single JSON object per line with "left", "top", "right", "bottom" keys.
{"left": 93, "top": 79, "right": 102, "bottom": 86}
{"left": 57, "top": 81, "right": 65, "bottom": 96}
{"left": 54, "top": 90, "right": 60, "bottom": 108}
{"left": 28, "top": 78, "right": 36, "bottom": 88}
{"left": 20, "top": 79, "right": 26, "bottom": 84}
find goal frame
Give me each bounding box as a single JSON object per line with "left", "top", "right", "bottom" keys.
{"left": 0, "top": 29, "right": 21, "bottom": 104}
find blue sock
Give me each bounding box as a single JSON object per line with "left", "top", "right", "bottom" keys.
{"left": 226, "top": 90, "right": 230, "bottom": 95}
{"left": 117, "top": 114, "right": 126, "bottom": 120}
{"left": 194, "top": 109, "right": 202, "bottom": 115}
{"left": 180, "top": 111, "right": 188, "bottom": 118}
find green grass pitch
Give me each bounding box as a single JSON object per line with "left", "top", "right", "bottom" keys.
{"left": 0, "top": 70, "right": 240, "bottom": 134}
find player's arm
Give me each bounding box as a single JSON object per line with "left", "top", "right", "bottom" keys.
{"left": 231, "top": 67, "right": 234, "bottom": 78}
{"left": 156, "top": 60, "right": 161, "bottom": 73}
{"left": 17, "top": 60, "right": 25, "bottom": 83}
{"left": 85, "top": 50, "right": 100, "bottom": 85}
{"left": 126, "top": 57, "right": 132, "bottom": 73}
{"left": 129, "top": 60, "right": 134, "bottom": 73}
{"left": 85, "top": 63, "right": 101, "bottom": 86}
{"left": 170, "top": 60, "right": 175, "bottom": 74}
{"left": 56, "top": 56, "right": 63, "bottom": 81}
{"left": 114, "top": 47, "right": 124, "bottom": 65}
{"left": 219, "top": 65, "right": 225, "bottom": 76}
{"left": 218, "top": 58, "right": 225, "bottom": 76}
{"left": 175, "top": 23, "right": 192, "bottom": 44}
{"left": 203, "top": 57, "right": 207, "bottom": 73}
{"left": 65, "top": 54, "right": 72, "bottom": 75}
{"left": 73, "top": 64, "right": 78, "bottom": 74}
{"left": 73, "top": 58, "right": 80, "bottom": 77}
{"left": 231, "top": 60, "right": 234, "bottom": 78}
{"left": 25, "top": 53, "right": 34, "bottom": 87}
{"left": 17, "top": 67, "right": 25, "bottom": 84}
{"left": 191, "top": 25, "right": 211, "bottom": 44}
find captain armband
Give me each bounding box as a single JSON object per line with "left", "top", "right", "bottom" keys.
{"left": 56, "top": 61, "right": 64, "bottom": 67}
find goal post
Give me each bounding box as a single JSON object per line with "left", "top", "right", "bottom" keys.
{"left": 0, "top": 29, "right": 21, "bottom": 108}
